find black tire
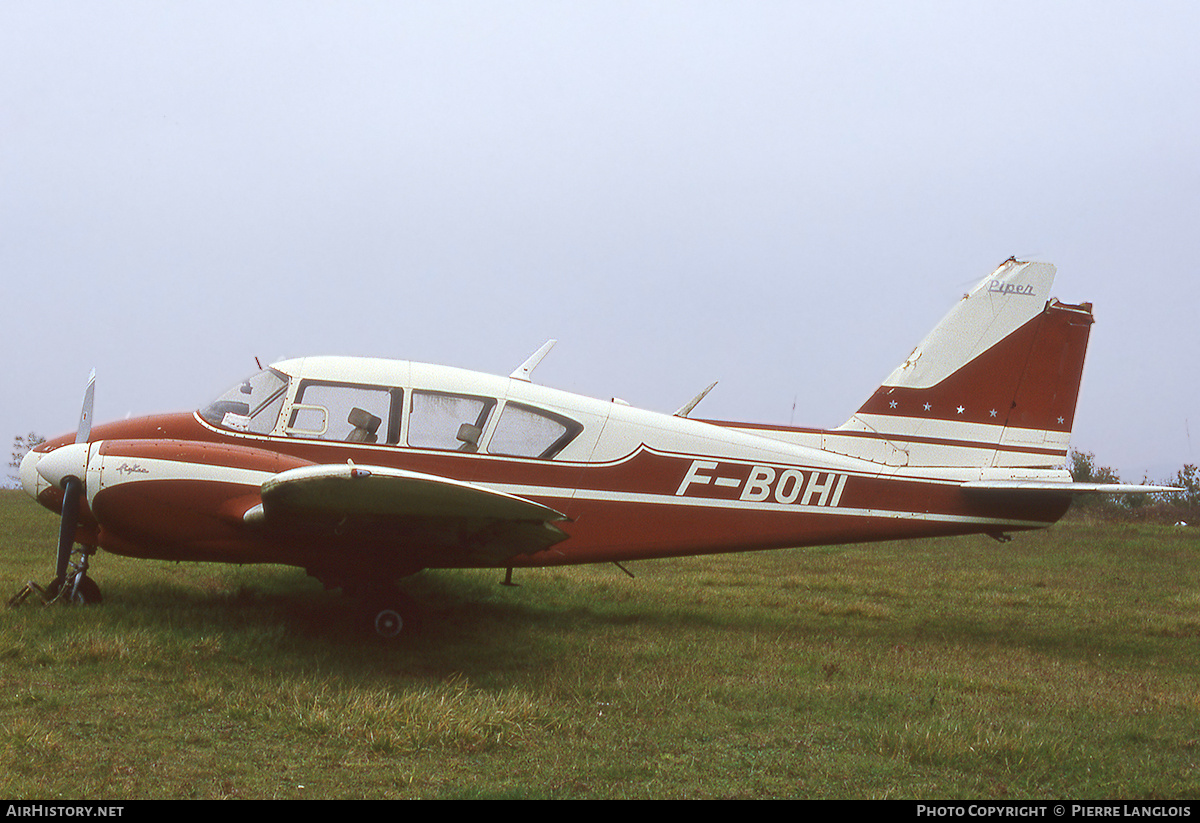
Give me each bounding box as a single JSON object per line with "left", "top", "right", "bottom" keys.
{"left": 361, "top": 588, "right": 420, "bottom": 639}
{"left": 44, "top": 576, "right": 66, "bottom": 600}
{"left": 372, "top": 606, "right": 407, "bottom": 638}
{"left": 69, "top": 576, "right": 103, "bottom": 605}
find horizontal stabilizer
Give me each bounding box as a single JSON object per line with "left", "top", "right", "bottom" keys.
{"left": 962, "top": 480, "right": 1181, "bottom": 495}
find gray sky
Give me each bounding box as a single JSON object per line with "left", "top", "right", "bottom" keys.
{"left": 3, "top": 2, "right": 1196, "bottom": 482}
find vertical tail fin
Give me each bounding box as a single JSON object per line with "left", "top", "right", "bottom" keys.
{"left": 833, "top": 259, "right": 1093, "bottom": 469}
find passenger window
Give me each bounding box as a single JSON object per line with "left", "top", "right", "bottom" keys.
{"left": 286, "top": 381, "right": 398, "bottom": 443}
{"left": 408, "top": 391, "right": 496, "bottom": 452}
{"left": 488, "top": 402, "right": 581, "bottom": 459}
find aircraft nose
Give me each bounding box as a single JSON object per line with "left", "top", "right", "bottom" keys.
{"left": 35, "top": 442, "right": 90, "bottom": 492}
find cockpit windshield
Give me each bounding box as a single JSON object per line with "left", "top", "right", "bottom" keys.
{"left": 199, "top": 368, "right": 289, "bottom": 434}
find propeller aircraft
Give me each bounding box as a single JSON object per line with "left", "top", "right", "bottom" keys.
{"left": 15, "top": 259, "right": 1176, "bottom": 636}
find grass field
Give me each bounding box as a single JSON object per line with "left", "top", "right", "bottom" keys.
{"left": 2, "top": 489, "right": 1199, "bottom": 799}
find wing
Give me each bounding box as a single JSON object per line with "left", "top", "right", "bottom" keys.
{"left": 246, "top": 463, "right": 569, "bottom": 566}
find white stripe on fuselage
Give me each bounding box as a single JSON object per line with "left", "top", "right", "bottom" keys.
{"left": 93, "top": 446, "right": 1050, "bottom": 531}
{"left": 90, "top": 449, "right": 274, "bottom": 503}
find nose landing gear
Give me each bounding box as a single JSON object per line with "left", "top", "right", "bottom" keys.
{"left": 8, "top": 544, "right": 102, "bottom": 608}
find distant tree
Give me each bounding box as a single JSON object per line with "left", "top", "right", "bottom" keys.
{"left": 1160, "top": 463, "right": 1200, "bottom": 510}
{"left": 1068, "top": 449, "right": 1198, "bottom": 523}
{"left": 7, "top": 432, "right": 44, "bottom": 487}
{"left": 1068, "top": 448, "right": 1121, "bottom": 509}
{"left": 1068, "top": 448, "right": 1121, "bottom": 485}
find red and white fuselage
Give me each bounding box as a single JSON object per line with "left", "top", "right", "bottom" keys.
{"left": 21, "top": 260, "right": 1106, "bottom": 589}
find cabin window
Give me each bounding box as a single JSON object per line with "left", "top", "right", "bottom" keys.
{"left": 487, "top": 402, "right": 581, "bottom": 459}
{"left": 200, "top": 369, "right": 289, "bottom": 435}
{"left": 408, "top": 391, "right": 496, "bottom": 452}
{"left": 286, "top": 381, "right": 399, "bottom": 444}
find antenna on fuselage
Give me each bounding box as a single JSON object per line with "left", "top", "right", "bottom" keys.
{"left": 674, "top": 381, "right": 718, "bottom": 418}
{"left": 510, "top": 339, "right": 556, "bottom": 381}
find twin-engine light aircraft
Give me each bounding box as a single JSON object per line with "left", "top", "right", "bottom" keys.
{"left": 17, "top": 260, "right": 1175, "bottom": 636}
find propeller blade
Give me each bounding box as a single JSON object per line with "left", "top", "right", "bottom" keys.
{"left": 76, "top": 368, "right": 96, "bottom": 444}
{"left": 52, "top": 369, "right": 95, "bottom": 590}
{"left": 55, "top": 476, "right": 82, "bottom": 582}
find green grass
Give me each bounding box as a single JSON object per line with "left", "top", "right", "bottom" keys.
{"left": 2, "top": 489, "right": 1199, "bottom": 798}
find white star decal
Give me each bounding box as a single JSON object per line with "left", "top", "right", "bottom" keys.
{"left": 989, "top": 409, "right": 997, "bottom": 418}
{"left": 889, "top": 400, "right": 898, "bottom": 409}
{"left": 956, "top": 406, "right": 964, "bottom": 414}
{"left": 923, "top": 403, "right": 931, "bottom": 411}
{"left": 1058, "top": 416, "right": 1065, "bottom": 425}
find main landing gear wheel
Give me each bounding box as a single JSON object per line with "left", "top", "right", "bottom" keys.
{"left": 361, "top": 587, "right": 421, "bottom": 639}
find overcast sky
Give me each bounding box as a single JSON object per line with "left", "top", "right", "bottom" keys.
{"left": 3, "top": 2, "right": 1196, "bottom": 482}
